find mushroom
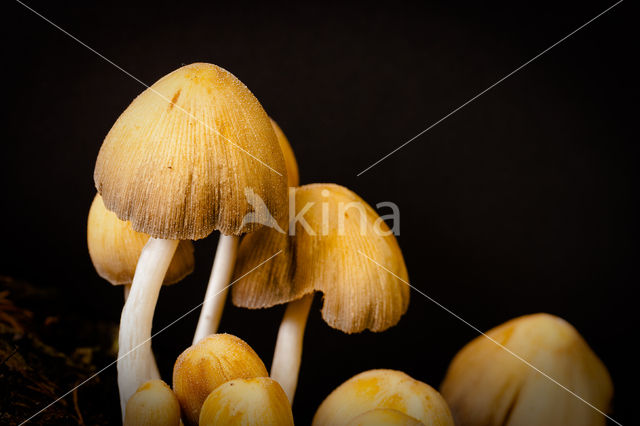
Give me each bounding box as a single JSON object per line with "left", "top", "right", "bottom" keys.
{"left": 199, "top": 377, "right": 294, "bottom": 426}
{"left": 124, "top": 380, "right": 181, "bottom": 426}
{"left": 94, "top": 63, "right": 287, "bottom": 415}
{"left": 440, "top": 313, "right": 613, "bottom": 426}
{"left": 172, "top": 333, "right": 268, "bottom": 425}
{"left": 87, "top": 193, "right": 194, "bottom": 300}
{"left": 232, "top": 183, "right": 409, "bottom": 402}
{"left": 312, "top": 369, "right": 454, "bottom": 426}
{"left": 192, "top": 116, "right": 298, "bottom": 345}
{"left": 347, "top": 409, "right": 425, "bottom": 426}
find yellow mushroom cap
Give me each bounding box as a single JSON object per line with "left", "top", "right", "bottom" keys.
{"left": 313, "top": 369, "right": 453, "bottom": 426}
{"left": 94, "top": 62, "right": 288, "bottom": 240}
{"left": 270, "top": 118, "right": 299, "bottom": 187}
{"left": 172, "top": 333, "right": 268, "bottom": 425}
{"left": 199, "top": 377, "right": 294, "bottom": 426}
{"left": 124, "top": 380, "right": 181, "bottom": 426}
{"left": 87, "top": 194, "right": 194, "bottom": 285}
{"left": 232, "top": 183, "right": 409, "bottom": 333}
{"left": 440, "top": 313, "right": 613, "bottom": 426}
{"left": 347, "top": 409, "right": 425, "bottom": 426}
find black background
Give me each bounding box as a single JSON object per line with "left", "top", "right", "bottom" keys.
{"left": 1, "top": 0, "right": 635, "bottom": 424}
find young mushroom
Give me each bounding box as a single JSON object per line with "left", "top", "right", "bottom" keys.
{"left": 440, "top": 313, "right": 613, "bottom": 426}
{"left": 172, "top": 333, "right": 268, "bottom": 425}
{"left": 192, "top": 116, "right": 297, "bottom": 345}
{"left": 232, "top": 183, "right": 409, "bottom": 402}
{"left": 347, "top": 409, "right": 425, "bottom": 426}
{"left": 312, "top": 369, "right": 454, "bottom": 426}
{"left": 124, "top": 380, "right": 181, "bottom": 426}
{"left": 87, "top": 193, "right": 194, "bottom": 301}
{"left": 199, "top": 377, "right": 294, "bottom": 426}
{"left": 94, "top": 62, "right": 287, "bottom": 415}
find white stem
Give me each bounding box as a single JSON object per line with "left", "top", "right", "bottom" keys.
{"left": 270, "top": 294, "right": 313, "bottom": 404}
{"left": 123, "top": 284, "right": 131, "bottom": 302}
{"left": 193, "top": 234, "right": 239, "bottom": 344}
{"left": 117, "top": 238, "right": 179, "bottom": 419}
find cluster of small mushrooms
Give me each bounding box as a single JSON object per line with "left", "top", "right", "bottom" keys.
{"left": 87, "top": 63, "right": 614, "bottom": 425}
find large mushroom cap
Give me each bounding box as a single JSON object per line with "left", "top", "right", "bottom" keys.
{"left": 199, "top": 377, "right": 294, "bottom": 426}
{"left": 312, "top": 369, "right": 454, "bottom": 426}
{"left": 87, "top": 194, "right": 194, "bottom": 285}
{"left": 172, "top": 333, "right": 268, "bottom": 425}
{"left": 232, "top": 183, "right": 409, "bottom": 333}
{"left": 440, "top": 313, "right": 613, "bottom": 426}
{"left": 94, "top": 62, "right": 288, "bottom": 240}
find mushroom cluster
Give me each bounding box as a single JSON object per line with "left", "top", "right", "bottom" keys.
{"left": 89, "top": 62, "right": 614, "bottom": 425}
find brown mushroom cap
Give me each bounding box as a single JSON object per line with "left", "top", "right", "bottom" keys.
{"left": 440, "top": 313, "right": 613, "bottom": 426}
{"left": 312, "top": 369, "right": 454, "bottom": 426}
{"left": 94, "top": 62, "right": 288, "bottom": 240}
{"left": 232, "top": 183, "right": 409, "bottom": 333}
{"left": 172, "top": 333, "right": 268, "bottom": 425}
{"left": 270, "top": 118, "right": 299, "bottom": 187}
{"left": 87, "top": 194, "right": 194, "bottom": 285}
{"left": 199, "top": 377, "right": 294, "bottom": 426}
{"left": 124, "top": 380, "right": 181, "bottom": 426}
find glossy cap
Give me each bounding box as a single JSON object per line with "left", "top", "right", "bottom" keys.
{"left": 124, "top": 380, "right": 181, "bottom": 426}
{"left": 199, "top": 377, "right": 294, "bottom": 426}
{"left": 440, "top": 313, "right": 613, "bottom": 426}
{"left": 94, "top": 63, "right": 288, "bottom": 240}
{"left": 313, "top": 369, "right": 453, "bottom": 426}
{"left": 172, "top": 333, "right": 268, "bottom": 425}
{"left": 87, "top": 194, "right": 194, "bottom": 285}
{"left": 232, "top": 183, "right": 409, "bottom": 333}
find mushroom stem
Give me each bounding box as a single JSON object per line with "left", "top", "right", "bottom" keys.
{"left": 123, "top": 284, "right": 131, "bottom": 302}
{"left": 193, "top": 234, "right": 239, "bottom": 344}
{"left": 270, "top": 294, "right": 313, "bottom": 404}
{"left": 118, "top": 238, "right": 179, "bottom": 418}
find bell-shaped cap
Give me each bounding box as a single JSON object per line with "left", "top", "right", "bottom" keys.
{"left": 172, "top": 333, "right": 268, "bottom": 425}
{"left": 440, "top": 313, "right": 613, "bottom": 426}
{"left": 347, "top": 409, "right": 425, "bottom": 426}
{"left": 87, "top": 194, "right": 194, "bottom": 285}
{"left": 232, "top": 183, "right": 409, "bottom": 333}
{"left": 124, "top": 380, "right": 181, "bottom": 426}
{"left": 199, "top": 377, "right": 294, "bottom": 426}
{"left": 94, "top": 63, "right": 288, "bottom": 240}
{"left": 270, "top": 118, "right": 299, "bottom": 187}
{"left": 313, "top": 369, "right": 454, "bottom": 426}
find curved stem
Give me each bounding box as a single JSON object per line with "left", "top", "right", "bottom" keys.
{"left": 270, "top": 294, "right": 313, "bottom": 404}
{"left": 117, "top": 238, "right": 179, "bottom": 419}
{"left": 193, "top": 234, "right": 239, "bottom": 344}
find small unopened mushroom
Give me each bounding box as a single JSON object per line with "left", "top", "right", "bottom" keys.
{"left": 440, "top": 313, "right": 613, "bottom": 426}
{"left": 199, "top": 377, "right": 294, "bottom": 426}
{"left": 124, "top": 380, "right": 181, "bottom": 426}
{"left": 232, "top": 184, "right": 409, "bottom": 402}
{"left": 87, "top": 193, "right": 194, "bottom": 297}
{"left": 192, "top": 116, "right": 297, "bottom": 345}
{"left": 312, "top": 369, "right": 453, "bottom": 426}
{"left": 173, "top": 333, "right": 268, "bottom": 425}
{"left": 347, "top": 409, "right": 425, "bottom": 426}
{"left": 94, "top": 62, "right": 287, "bottom": 415}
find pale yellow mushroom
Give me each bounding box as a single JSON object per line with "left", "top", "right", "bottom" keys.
{"left": 94, "top": 62, "right": 287, "bottom": 415}
{"left": 313, "top": 369, "right": 453, "bottom": 426}
{"left": 233, "top": 184, "right": 409, "bottom": 402}
{"left": 199, "top": 377, "right": 294, "bottom": 426}
{"left": 172, "top": 333, "right": 268, "bottom": 425}
{"left": 440, "top": 313, "right": 613, "bottom": 426}
{"left": 271, "top": 118, "right": 299, "bottom": 187}
{"left": 124, "top": 380, "right": 181, "bottom": 426}
{"left": 347, "top": 409, "right": 425, "bottom": 426}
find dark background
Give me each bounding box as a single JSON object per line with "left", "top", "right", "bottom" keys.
{"left": 1, "top": 0, "right": 634, "bottom": 424}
